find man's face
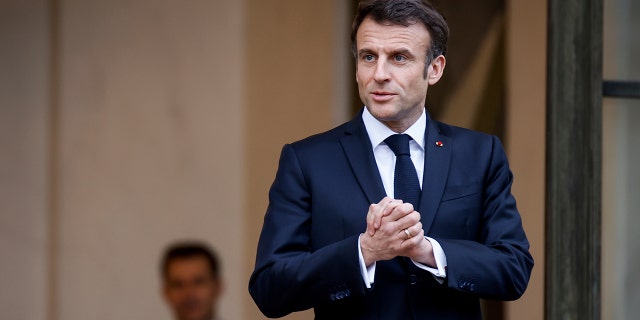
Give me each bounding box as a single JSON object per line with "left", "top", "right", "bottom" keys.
{"left": 163, "top": 257, "right": 221, "bottom": 320}
{"left": 356, "top": 16, "right": 444, "bottom": 131}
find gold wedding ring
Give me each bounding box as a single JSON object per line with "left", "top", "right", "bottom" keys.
{"left": 403, "top": 228, "right": 412, "bottom": 239}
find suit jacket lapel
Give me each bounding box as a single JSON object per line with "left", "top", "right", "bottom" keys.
{"left": 339, "top": 115, "right": 387, "bottom": 204}
{"left": 419, "top": 115, "right": 451, "bottom": 234}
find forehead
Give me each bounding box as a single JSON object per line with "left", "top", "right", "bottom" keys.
{"left": 356, "top": 16, "right": 431, "bottom": 53}
{"left": 166, "top": 256, "right": 212, "bottom": 278}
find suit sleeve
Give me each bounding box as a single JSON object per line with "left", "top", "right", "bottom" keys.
{"left": 249, "top": 144, "right": 367, "bottom": 318}
{"left": 434, "top": 136, "right": 534, "bottom": 300}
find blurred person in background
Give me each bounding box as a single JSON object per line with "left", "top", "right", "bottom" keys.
{"left": 161, "top": 242, "right": 223, "bottom": 320}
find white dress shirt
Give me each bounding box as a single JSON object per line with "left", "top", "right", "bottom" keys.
{"left": 358, "top": 107, "right": 448, "bottom": 288}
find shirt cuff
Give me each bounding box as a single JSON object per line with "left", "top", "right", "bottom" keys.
{"left": 411, "top": 237, "right": 447, "bottom": 283}
{"left": 357, "top": 234, "right": 376, "bottom": 288}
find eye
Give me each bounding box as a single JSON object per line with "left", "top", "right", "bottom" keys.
{"left": 393, "top": 54, "right": 407, "bottom": 62}
{"left": 362, "top": 54, "right": 375, "bottom": 62}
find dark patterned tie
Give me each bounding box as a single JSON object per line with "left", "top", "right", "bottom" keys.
{"left": 384, "top": 134, "right": 421, "bottom": 208}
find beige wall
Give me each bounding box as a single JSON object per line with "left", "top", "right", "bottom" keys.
{"left": 1, "top": 0, "right": 248, "bottom": 319}
{"left": 53, "top": 1, "right": 246, "bottom": 319}
{"left": 243, "top": 1, "right": 350, "bottom": 319}
{"left": 504, "top": 1, "right": 546, "bottom": 320}
{"left": 0, "top": 0, "right": 349, "bottom": 320}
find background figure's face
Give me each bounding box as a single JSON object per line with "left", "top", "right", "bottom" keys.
{"left": 356, "top": 16, "right": 444, "bottom": 131}
{"left": 164, "top": 257, "right": 221, "bottom": 320}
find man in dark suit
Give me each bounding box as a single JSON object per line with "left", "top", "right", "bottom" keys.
{"left": 249, "top": 0, "right": 533, "bottom": 318}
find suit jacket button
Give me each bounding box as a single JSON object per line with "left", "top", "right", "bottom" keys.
{"left": 409, "top": 274, "right": 417, "bottom": 285}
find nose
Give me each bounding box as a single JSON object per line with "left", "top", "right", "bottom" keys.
{"left": 373, "top": 59, "right": 390, "bottom": 83}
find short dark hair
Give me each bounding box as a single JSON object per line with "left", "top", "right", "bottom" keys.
{"left": 161, "top": 242, "right": 220, "bottom": 280}
{"left": 351, "top": 0, "right": 449, "bottom": 65}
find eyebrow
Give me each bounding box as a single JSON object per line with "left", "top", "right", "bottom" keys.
{"left": 390, "top": 48, "right": 413, "bottom": 57}
{"left": 357, "top": 48, "right": 376, "bottom": 56}
{"left": 357, "top": 47, "right": 414, "bottom": 57}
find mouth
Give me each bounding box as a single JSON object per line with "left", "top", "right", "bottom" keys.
{"left": 370, "top": 91, "right": 396, "bottom": 102}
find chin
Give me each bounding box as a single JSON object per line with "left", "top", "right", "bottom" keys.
{"left": 366, "top": 104, "right": 402, "bottom": 121}
{"left": 180, "top": 310, "right": 209, "bottom": 320}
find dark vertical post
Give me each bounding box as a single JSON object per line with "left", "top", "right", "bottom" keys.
{"left": 546, "top": 0, "right": 602, "bottom": 319}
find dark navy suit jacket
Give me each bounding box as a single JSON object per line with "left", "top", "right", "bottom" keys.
{"left": 249, "top": 110, "right": 533, "bottom": 319}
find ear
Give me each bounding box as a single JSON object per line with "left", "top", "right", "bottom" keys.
{"left": 212, "top": 278, "right": 225, "bottom": 300}
{"left": 427, "top": 55, "right": 446, "bottom": 85}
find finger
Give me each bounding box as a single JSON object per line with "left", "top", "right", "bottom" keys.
{"left": 367, "top": 197, "right": 391, "bottom": 225}
{"left": 366, "top": 198, "right": 390, "bottom": 235}
{"left": 408, "top": 222, "right": 423, "bottom": 240}
{"left": 396, "top": 220, "right": 422, "bottom": 241}
{"left": 385, "top": 203, "right": 415, "bottom": 223}
{"left": 400, "top": 231, "right": 426, "bottom": 259}
{"left": 382, "top": 199, "right": 402, "bottom": 216}
{"left": 372, "top": 198, "right": 401, "bottom": 233}
{"left": 396, "top": 210, "right": 421, "bottom": 228}
{"left": 400, "top": 228, "right": 413, "bottom": 240}
{"left": 366, "top": 203, "right": 377, "bottom": 231}
{"left": 410, "top": 229, "right": 426, "bottom": 250}
{"left": 376, "top": 198, "right": 394, "bottom": 228}
{"left": 377, "top": 199, "right": 401, "bottom": 225}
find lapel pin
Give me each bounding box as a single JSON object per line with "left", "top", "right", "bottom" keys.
{"left": 435, "top": 141, "right": 444, "bottom": 147}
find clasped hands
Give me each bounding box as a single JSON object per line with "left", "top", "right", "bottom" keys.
{"left": 360, "top": 197, "right": 436, "bottom": 268}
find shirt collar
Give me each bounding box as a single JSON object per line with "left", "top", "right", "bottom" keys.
{"left": 362, "top": 107, "right": 426, "bottom": 150}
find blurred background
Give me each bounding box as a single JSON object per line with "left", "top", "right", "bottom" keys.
{"left": 0, "top": 0, "right": 637, "bottom": 319}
